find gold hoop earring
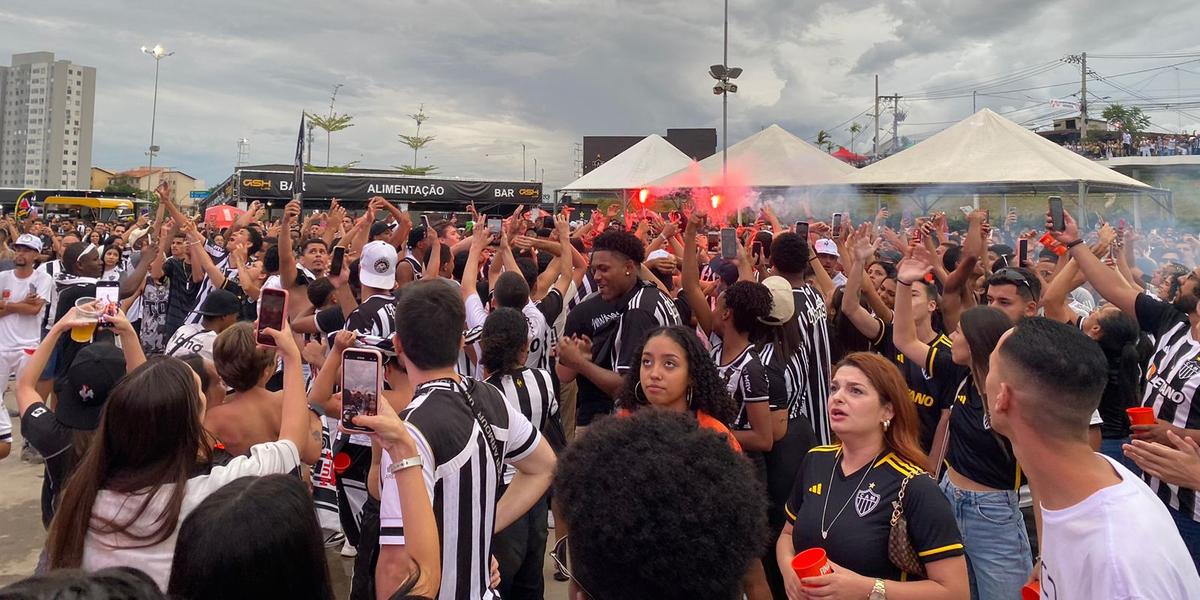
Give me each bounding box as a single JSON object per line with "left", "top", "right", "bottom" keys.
{"left": 686, "top": 387, "right": 694, "bottom": 408}
{"left": 635, "top": 381, "right": 648, "bottom": 403}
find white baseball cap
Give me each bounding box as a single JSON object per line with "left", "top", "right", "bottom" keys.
{"left": 814, "top": 238, "right": 840, "bottom": 258}
{"left": 14, "top": 233, "right": 43, "bottom": 253}
{"left": 359, "top": 241, "right": 398, "bottom": 290}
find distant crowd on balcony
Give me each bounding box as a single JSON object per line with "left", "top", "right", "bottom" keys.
{"left": 1061, "top": 131, "right": 1200, "bottom": 159}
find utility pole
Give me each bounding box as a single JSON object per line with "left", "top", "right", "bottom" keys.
{"left": 973, "top": 90, "right": 977, "bottom": 113}
{"left": 873, "top": 74, "right": 880, "bottom": 158}
{"left": 878, "top": 93, "right": 903, "bottom": 154}
{"left": 1080, "top": 52, "right": 1089, "bottom": 143}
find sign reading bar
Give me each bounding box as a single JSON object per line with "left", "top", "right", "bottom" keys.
{"left": 236, "top": 170, "right": 541, "bottom": 204}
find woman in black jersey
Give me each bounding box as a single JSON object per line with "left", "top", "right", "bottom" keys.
{"left": 776, "top": 352, "right": 968, "bottom": 599}
{"left": 898, "top": 249, "right": 1027, "bottom": 600}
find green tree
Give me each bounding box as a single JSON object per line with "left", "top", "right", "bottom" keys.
{"left": 816, "top": 130, "right": 834, "bottom": 153}
{"left": 1101, "top": 104, "right": 1151, "bottom": 136}
{"left": 848, "top": 122, "right": 863, "bottom": 153}
{"left": 306, "top": 111, "right": 355, "bottom": 167}
{"left": 397, "top": 104, "right": 438, "bottom": 175}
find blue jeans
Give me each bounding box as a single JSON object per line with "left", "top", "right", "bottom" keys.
{"left": 940, "top": 477, "right": 1032, "bottom": 600}
{"left": 1099, "top": 437, "right": 1141, "bottom": 478}
{"left": 1168, "top": 505, "right": 1200, "bottom": 574}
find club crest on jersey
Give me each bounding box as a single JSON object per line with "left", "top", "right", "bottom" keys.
{"left": 855, "top": 486, "right": 881, "bottom": 517}
{"left": 1178, "top": 360, "right": 1200, "bottom": 381}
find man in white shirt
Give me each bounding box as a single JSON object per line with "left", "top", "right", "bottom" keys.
{"left": 0, "top": 234, "right": 53, "bottom": 387}
{"left": 986, "top": 317, "right": 1200, "bottom": 600}
{"left": 813, "top": 239, "right": 847, "bottom": 287}
{"left": 165, "top": 289, "right": 241, "bottom": 361}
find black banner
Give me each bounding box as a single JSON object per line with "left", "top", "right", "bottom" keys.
{"left": 236, "top": 170, "right": 542, "bottom": 205}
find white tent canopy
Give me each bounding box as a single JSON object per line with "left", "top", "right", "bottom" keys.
{"left": 561, "top": 134, "right": 692, "bottom": 192}
{"left": 850, "top": 108, "right": 1153, "bottom": 194}
{"left": 649, "top": 124, "right": 856, "bottom": 188}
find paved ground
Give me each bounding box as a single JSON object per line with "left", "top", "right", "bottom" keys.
{"left": 0, "top": 393, "right": 568, "bottom": 597}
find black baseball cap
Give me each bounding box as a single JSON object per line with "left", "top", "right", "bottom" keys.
{"left": 195, "top": 289, "right": 241, "bottom": 317}
{"left": 54, "top": 342, "right": 126, "bottom": 430}
{"left": 369, "top": 220, "right": 394, "bottom": 239}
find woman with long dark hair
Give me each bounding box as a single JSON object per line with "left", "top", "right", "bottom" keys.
{"left": 615, "top": 325, "right": 740, "bottom": 449}
{"left": 776, "top": 352, "right": 968, "bottom": 599}
{"left": 44, "top": 323, "right": 309, "bottom": 590}
{"left": 168, "top": 475, "right": 334, "bottom": 600}
{"left": 1082, "top": 306, "right": 1145, "bottom": 471}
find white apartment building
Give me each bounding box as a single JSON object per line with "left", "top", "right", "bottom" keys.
{"left": 0, "top": 52, "right": 96, "bottom": 189}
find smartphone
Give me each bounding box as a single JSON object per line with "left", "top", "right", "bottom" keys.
{"left": 751, "top": 240, "right": 763, "bottom": 260}
{"left": 720, "top": 227, "right": 737, "bottom": 260}
{"left": 795, "top": 221, "right": 809, "bottom": 240}
{"left": 487, "top": 217, "right": 503, "bottom": 235}
{"left": 420, "top": 214, "right": 431, "bottom": 230}
{"left": 529, "top": 207, "right": 541, "bottom": 221}
{"left": 707, "top": 232, "right": 720, "bottom": 252}
{"left": 95, "top": 281, "right": 119, "bottom": 327}
{"left": 341, "top": 348, "right": 382, "bottom": 433}
{"left": 257, "top": 288, "right": 288, "bottom": 346}
{"left": 831, "top": 213, "right": 843, "bottom": 235}
{"left": 1048, "top": 196, "right": 1065, "bottom": 232}
{"left": 330, "top": 246, "right": 346, "bottom": 277}
{"left": 1017, "top": 238, "right": 1029, "bottom": 268}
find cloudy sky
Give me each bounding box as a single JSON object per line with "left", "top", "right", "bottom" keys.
{"left": 5, "top": 0, "right": 1200, "bottom": 191}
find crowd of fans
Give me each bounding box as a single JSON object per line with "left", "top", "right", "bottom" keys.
{"left": 3, "top": 178, "right": 1200, "bottom": 600}
{"left": 1061, "top": 130, "right": 1200, "bottom": 159}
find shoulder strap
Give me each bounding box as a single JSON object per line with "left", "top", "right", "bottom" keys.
{"left": 931, "top": 377, "right": 969, "bottom": 479}
{"left": 454, "top": 379, "right": 503, "bottom": 479}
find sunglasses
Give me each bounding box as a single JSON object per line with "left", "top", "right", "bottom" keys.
{"left": 989, "top": 268, "right": 1035, "bottom": 298}
{"left": 549, "top": 536, "right": 594, "bottom": 599}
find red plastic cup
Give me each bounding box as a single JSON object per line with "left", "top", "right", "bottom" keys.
{"left": 1127, "top": 407, "right": 1156, "bottom": 426}
{"left": 333, "top": 452, "right": 351, "bottom": 474}
{"left": 791, "top": 548, "right": 832, "bottom": 586}
{"left": 1022, "top": 580, "right": 1040, "bottom": 600}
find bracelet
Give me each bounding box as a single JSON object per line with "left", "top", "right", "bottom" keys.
{"left": 387, "top": 455, "right": 423, "bottom": 474}
{"left": 1064, "top": 239, "right": 1086, "bottom": 250}
{"left": 897, "top": 278, "right": 916, "bottom": 286}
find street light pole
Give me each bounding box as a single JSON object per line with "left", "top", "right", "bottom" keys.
{"left": 522, "top": 143, "right": 527, "bottom": 181}
{"left": 141, "top": 44, "right": 174, "bottom": 199}
{"left": 708, "top": 0, "right": 741, "bottom": 223}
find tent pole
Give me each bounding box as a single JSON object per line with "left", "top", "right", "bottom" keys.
{"left": 1077, "top": 181, "right": 1089, "bottom": 231}
{"left": 1001, "top": 193, "right": 1008, "bottom": 218}
{"left": 1133, "top": 193, "right": 1141, "bottom": 231}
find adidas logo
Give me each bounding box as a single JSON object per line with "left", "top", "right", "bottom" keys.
{"left": 808, "top": 483, "right": 823, "bottom": 495}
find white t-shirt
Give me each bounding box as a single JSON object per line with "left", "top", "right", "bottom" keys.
{"left": 1039, "top": 454, "right": 1200, "bottom": 600}
{"left": 464, "top": 293, "right": 548, "bottom": 372}
{"left": 165, "top": 323, "right": 217, "bottom": 361}
{"left": 82, "top": 439, "right": 300, "bottom": 590}
{"left": 0, "top": 269, "right": 53, "bottom": 348}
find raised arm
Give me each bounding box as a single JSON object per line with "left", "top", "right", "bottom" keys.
{"left": 682, "top": 213, "right": 716, "bottom": 335}
{"left": 893, "top": 247, "right": 937, "bottom": 365}
{"left": 1048, "top": 209, "right": 1139, "bottom": 316}
{"left": 460, "top": 224, "right": 490, "bottom": 301}
{"left": 840, "top": 227, "right": 885, "bottom": 341}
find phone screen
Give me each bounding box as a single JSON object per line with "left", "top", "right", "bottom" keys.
{"left": 1048, "top": 196, "right": 1065, "bottom": 232}
{"left": 832, "top": 213, "right": 843, "bottom": 232}
{"left": 95, "top": 281, "right": 119, "bottom": 307}
{"left": 1018, "top": 238, "right": 1029, "bottom": 268}
{"left": 720, "top": 228, "right": 737, "bottom": 260}
{"left": 752, "top": 240, "right": 763, "bottom": 258}
{"left": 487, "top": 218, "right": 502, "bottom": 234}
{"left": 707, "top": 232, "right": 719, "bottom": 252}
{"left": 421, "top": 215, "right": 431, "bottom": 230}
{"left": 330, "top": 246, "right": 346, "bottom": 277}
{"left": 529, "top": 207, "right": 541, "bottom": 221}
{"left": 341, "top": 349, "right": 380, "bottom": 432}
{"left": 257, "top": 289, "right": 287, "bottom": 346}
{"left": 795, "top": 221, "right": 809, "bottom": 240}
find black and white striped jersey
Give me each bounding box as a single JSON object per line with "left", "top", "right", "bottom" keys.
{"left": 1136, "top": 294, "right": 1200, "bottom": 521}
{"left": 379, "top": 377, "right": 542, "bottom": 600}
{"left": 485, "top": 367, "right": 558, "bottom": 484}
{"left": 402, "top": 251, "right": 424, "bottom": 281}
{"left": 568, "top": 272, "right": 596, "bottom": 310}
{"left": 344, "top": 294, "right": 397, "bottom": 339}
{"left": 611, "top": 281, "right": 682, "bottom": 375}
{"left": 758, "top": 340, "right": 804, "bottom": 418}
{"left": 793, "top": 284, "right": 832, "bottom": 445}
{"left": 711, "top": 343, "right": 771, "bottom": 431}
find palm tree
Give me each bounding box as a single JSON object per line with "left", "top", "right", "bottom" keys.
{"left": 848, "top": 122, "right": 863, "bottom": 153}
{"left": 306, "top": 112, "right": 355, "bottom": 167}
{"left": 816, "top": 130, "right": 834, "bottom": 153}
{"left": 397, "top": 105, "right": 438, "bottom": 175}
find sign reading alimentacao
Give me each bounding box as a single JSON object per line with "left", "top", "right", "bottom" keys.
{"left": 237, "top": 170, "right": 541, "bottom": 204}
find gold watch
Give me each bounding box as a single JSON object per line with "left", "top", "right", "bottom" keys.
{"left": 868, "top": 578, "right": 886, "bottom": 600}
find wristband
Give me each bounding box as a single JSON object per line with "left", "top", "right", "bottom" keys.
{"left": 387, "top": 454, "right": 423, "bottom": 474}
{"left": 1064, "top": 239, "right": 1086, "bottom": 251}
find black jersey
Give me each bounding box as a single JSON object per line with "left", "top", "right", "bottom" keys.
{"left": 712, "top": 342, "right": 772, "bottom": 430}
{"left": 928, "top": 348, "right": 1024, "bottom": 490}
{"left": 785, "top": 444, "right": 964, "bottom": 580}
{"left": 871, "top": 319, "right": 952, "bottom": 452}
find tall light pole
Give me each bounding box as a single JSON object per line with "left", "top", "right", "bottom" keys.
{"left": 140, "top": 44, "right": 174, "bottom": 199}
{"left": 522, "top": 143, "right": 527, "bottom": 180}
{"left": 709, "top": 0, "right": 741, "bottom": 222}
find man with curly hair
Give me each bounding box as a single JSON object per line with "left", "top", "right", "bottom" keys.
{"left": 557, "top": 229, "right": 680, "bottom": 432}
{"left": 553, "top": 409, "right": 768, "bottom": 599}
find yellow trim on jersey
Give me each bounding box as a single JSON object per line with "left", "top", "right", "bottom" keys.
{"left": 784, "top": 504, "right": 797, "bottom": 522}
{"left": 876, "top": 455, "right": 922, "bottom": 478}
{"left": 871, "top": 317, "right": 887, "bottom": 346}
{"left": 925, "top": 347, "right": 939, "bottom": 377}
{"left": 809, "top": 444, "right": 843, "bottom": 453}
{"left": 1014, "top": 464, "right": 1023, "bottom": 491}
{"left": 918, "top": 543, "right": 964, "bottom": 557}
